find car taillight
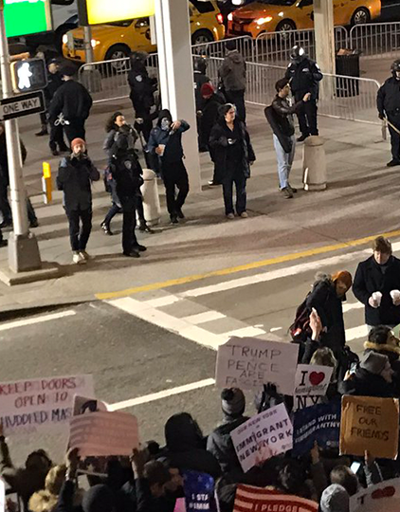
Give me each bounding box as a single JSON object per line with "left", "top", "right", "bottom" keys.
{"left": 216, "top": 13, "right": 224, "bottom": 24}
{"left": 227, "top": 13, "right": 233, "bottom": 22}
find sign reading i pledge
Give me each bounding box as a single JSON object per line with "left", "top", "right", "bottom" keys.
{"left": 0, "top": 375, "right": 94, "bottom": 435}
{"left": 230, "top": 403, "right": 293, "bottom": 472}
{"left": 340, "top": 396, "right": 399, "bottom": 459}
{"left": 69, "top": 410, "right": 139, "bottom": 457}
{"left": 215, "top": 337, "right": 299, "bottom": 395}
{"left": 233, "top": 484, "right": 318, "bottom": 512}
{"left": 350, "top": 478, "right": 400, "bottom": 512}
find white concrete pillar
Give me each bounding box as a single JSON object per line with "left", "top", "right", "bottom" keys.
{"left": 314, "top": 0, "right": 336, "bottom": 99}
{"left": 154, "top": 0, "right": 201, "bottom": 193}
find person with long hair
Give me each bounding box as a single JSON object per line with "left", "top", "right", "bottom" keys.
{"left": 209, "top": 104, "right": 255, "bottom": 219}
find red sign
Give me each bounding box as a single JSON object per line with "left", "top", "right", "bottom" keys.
{"left": 233, "top": 485, "right": 318, "bottom": 512}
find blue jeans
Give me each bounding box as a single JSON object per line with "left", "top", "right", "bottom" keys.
{"left": 273, "top": 134, "right": 296, "bottom": 189}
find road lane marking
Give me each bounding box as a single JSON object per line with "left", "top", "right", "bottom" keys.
{"left": 183, "top": 311, "right": 226, "bottom": 324}
{"left": 95, "top": 229, "right": 400, "bottom": 300}
{"left": 108, "top": 378, "right": 215, "bottom": 410}
{"left": 222, "top": 326, "right": 266, "bottom": 338}
{"left": 0, "top": 310, "right": 76, "bottom": 332}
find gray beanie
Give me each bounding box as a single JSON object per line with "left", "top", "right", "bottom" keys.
{"left": 360, "top": 351, "right": 389, "bottom": 375}
{"left": 320, "top": 484, "right": 350, "bottom": 512}
{"left": 221, "top": 388, "right": 245, "bottom": 417}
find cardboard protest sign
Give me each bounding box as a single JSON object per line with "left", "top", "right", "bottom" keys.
{"left": 340, "top": 395, "right": 399, "bottom": 459}
{"left": 182, "top": 471, "right": 216, "bottom": 512}
{"left": 231, "top": 403, "right": 293, "bottom": 472}
{"left": 294, "top": 364, "right": 333, "bottom": 396}
{"left": 233, "top": 484, "right": 318, "bottom": 512}
{"left": 350, "top": 478, "right": 400, "bottom": 512}
{"left": 292, "top": 399, "right": 341, "bottom": 456}
{"left": 215, "top": 337, "right": 299, "bottom": 395}
{"left": 0, "top": 375, "right": 94, "bottom": 435}
{"left": 69, "top": 410, "right": 139, "bottom": 457}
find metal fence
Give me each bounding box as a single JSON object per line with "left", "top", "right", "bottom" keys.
{"left": 192, "top": 35, "right": 254, "bottom": 61}
{"left": 255, "top": 26, "right": 348, "bottom": 65}
{"left": 350, "top": 22, "right": 400, "bottom": 59}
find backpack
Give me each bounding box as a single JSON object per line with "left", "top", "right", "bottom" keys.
{"left": 289, "top": 293, "right": 312, "bottom": 342}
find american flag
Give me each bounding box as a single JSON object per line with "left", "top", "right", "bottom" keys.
{"left": 233, "top": 485, "right": 318, "bottom": 512}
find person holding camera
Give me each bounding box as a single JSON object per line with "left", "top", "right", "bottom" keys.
{"left": 209, "top": 103, "right": 255, "bottom": 220}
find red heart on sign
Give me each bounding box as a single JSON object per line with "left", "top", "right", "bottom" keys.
{"left": 309, "top": 372, "right": 325, "bottom": 386}
{"left": 372, "top": 487, "right": 396, "bottom": 499}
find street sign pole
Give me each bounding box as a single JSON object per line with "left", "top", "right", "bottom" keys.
{"left": 0, "top": 0, "right": 42, "bottom": 272}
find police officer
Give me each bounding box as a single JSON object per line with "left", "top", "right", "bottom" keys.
{"left": 194, "top": 56, "right": 211, "bottom": 151}
{"left": 128, "top": 51, "right": 157, "bottom": 143}
{"left": 377, "top": 60, "right": 400, "bottom": 167}
{"left": 285, "top": 45, "right": 323, "bottom": 142}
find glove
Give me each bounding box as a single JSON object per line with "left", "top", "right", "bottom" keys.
{"left": 378, "top": 113, "right": 385, "bottom": 120}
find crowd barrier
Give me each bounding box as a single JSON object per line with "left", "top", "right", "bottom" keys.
{"left": 350, "top": 21, "right": 400, "bottom": 59}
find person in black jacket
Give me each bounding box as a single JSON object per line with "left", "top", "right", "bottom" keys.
{"left": 305, "top": 271, "right": 352, "bottom": 357}
{"left": 148, "top": 110, "right": 190, "bottom": 224}
{"left": 353, "top": 236, "right": 400, "bottom": 329}
{"left": 207, "top": 388, "right": 248, "bottom": 479}
{"left": 265, "top": 78, "right": 311, "bottom": 199}
{"left": 339, "top": 351, "right": 394, "bottom": 397}
{"left": 128, "top": 52, "right": 157, "bottom": 143}
{"left": 56, "top": 138, "right": 100, "bottom": 265}
{"left": 285, "top": 46, "right": 323, "bottom": 142}
{"left": 109, "top": 125, "right": 147, "bottom": 258}
{"left": 209, "top": 103, "right": 255, "bottom": 219}
{"left": 49, "top": 66, "right": 93, "bottom": 144}
{"left": 194, "top": 56, "right": 211, "bottom": 151}
{"left": 377, "top": 60, "right": 400, "bottom": 167}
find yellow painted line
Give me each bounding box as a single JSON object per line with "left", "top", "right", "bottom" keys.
{"left": 95, "top": 229, "right": 400, "bottom": 300}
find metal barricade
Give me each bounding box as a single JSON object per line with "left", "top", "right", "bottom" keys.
{"left": 255, "top": 26, "right": 348, "bottom": 65}
{"left": 350, "top": 22, "right": 400, "bottom": 59}
{"left": 192, "top": 35, "right": 254, "bottom": 61}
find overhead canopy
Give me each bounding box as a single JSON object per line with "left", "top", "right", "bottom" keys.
{"left": 78, "top": 0, "right": 155, "bottom": 26}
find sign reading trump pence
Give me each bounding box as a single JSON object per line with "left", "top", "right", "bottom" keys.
{"left": 340, "top": 395, "right": 399, "bottom": 459}
{"left": 215, "top": 337, "right": 298, "bottom": 395}
{"left": 231, "top": 403, "right": 293, "bottom": 472}
{"left": 233, "top": 484, "right": 318, "bottom": 512}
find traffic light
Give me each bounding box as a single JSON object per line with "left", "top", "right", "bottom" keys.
{"left": 10, "top": 58, "right": 48, "bottom": 93}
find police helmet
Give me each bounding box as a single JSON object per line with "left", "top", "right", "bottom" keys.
{"left": 193, "top": 55, "right": 208, "bottom": 73}
{"left": 391, "top": 59, "right": 400, "bottom": 72}
{"left": 290, "top": 45, "right": 306, "bottom": 61}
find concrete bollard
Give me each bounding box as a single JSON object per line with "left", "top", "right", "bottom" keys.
{"left": 302, "top": 135, "right": 327, "bottom": 191}
{"left": 140, "top": 169, "right": 161, "bottom": 226}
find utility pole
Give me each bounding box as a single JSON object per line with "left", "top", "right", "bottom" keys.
{"left": 83, "top": 25, "right": 94, "bottom": 64}
{"left": 0, "top": 0, "right": 42, "bottom": 272}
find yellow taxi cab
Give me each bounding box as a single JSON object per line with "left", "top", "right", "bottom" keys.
{"left": 62, "top": 0, "right": 225, "bottom": 64}
{"left": 227, "top": 0, "right": 381, "bottom": 38}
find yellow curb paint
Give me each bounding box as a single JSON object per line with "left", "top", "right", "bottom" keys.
{"left": 95, "top": 229, "right": 400, "bottom": 300}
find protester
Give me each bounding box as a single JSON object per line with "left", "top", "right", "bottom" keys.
{"left": 265, "top": 78, "right": 311, "bottom": 198}
{"left": 209, "top": 104, "right": 255, "bottom": 220}
{"left": 319, "top": 484, "right": 349, "bottom": 512}
{"left": 285, "top": 45, "right": 323, "bottom": 141}
{"left": 193, "top": 56, "right": 211, "bottom": 151}
{"left": 148, "top": 110, "right": 190, "bottom": 224}
{"left": 128, "top": 52, "right": 157, "bottom": 143}
{"left": 219, "top": 40, "right": 247, "bottom": 123}
{"left": 207, "top": 388, "right": 249, "bottom": 477}
{"left": 109, "top": 124, "right": 147, "bottom": 258}
{"left": 56, "top": 138, "right": 100, "bottom": 264}
{"left": 353, "top": 236, "right": 400, "bottom": 329}
{"left": 49, "top": 65, "right": 93, "bottom": 143}
{"left": 377, "top": 59, "right": 400, "bottom": 166}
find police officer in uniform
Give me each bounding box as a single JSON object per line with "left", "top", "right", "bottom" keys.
{"left": 377, "top": 60, "right": 400, "bottom": 167}
{"left": 285, "top": 45, "right": 323, "bottom": 142}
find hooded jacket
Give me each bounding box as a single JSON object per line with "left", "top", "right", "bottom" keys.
{"left": 219, "top": 51, "right": 246, "bottom": 92}
{"left": 338, "top": 367, "right": 394, "bottom": 397}
{"left": 208, "top": 117, "right": 255, "bottom": 182}
{"left": 147, "top": 110, "right": 190, "bottom": 165}
{"left": 377, "top": 76, "right": 400, "bottom": 116}
{"left": 364, "top": 341, "right": 400, "bottom": 395}
{"left": 285, "top": 56, "right": 323, "bottom": 100}
{"left": 353, "top": 255, "right": 400, "bottom": 326}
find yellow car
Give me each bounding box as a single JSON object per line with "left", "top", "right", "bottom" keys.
{"left": 227, "top": 0, "right": 381, "bottom": 38}
{"left": 62, "top": 0, "right": 225, "bottom": 64}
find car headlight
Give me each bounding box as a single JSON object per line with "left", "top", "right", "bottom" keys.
{"left": 91, "top": 39, "right": 100, "bottom": 48}
{"left": 62, "top": 34, "right": 68, "bottom": 45}
{"left": 256, "top": 16, "right": 273, "bottom": 24}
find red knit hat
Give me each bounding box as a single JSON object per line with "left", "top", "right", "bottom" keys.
{"left": 71, "top": 138, "right": 86, "bottom": 150}
{"left": 201, "top": 82, "right": 215, "bottom": 98}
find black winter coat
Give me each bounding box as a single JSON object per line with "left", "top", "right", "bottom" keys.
{"left": 285, "top": 57, "right": 323, "bottom": 100}
{"left": 377, "top": 76, "right": 400, "bottom": 117}
{"left": 111, "top": 149, "right": 143, "bottom": 201}
{"left": 194, "top": 71, "right": 210, "bottom": 110}
{"left": 49, "top": 80, "right": 92, "bottom": 122}
{"left": 201, "top": 93, "right": 225, "bottom": 146}
{"left": 128, "top": 68, "right": 156, "bottom": 115}
{"left": 339, "top": 367, "right": 394, "bottom": 398}
{"left": 208, "top": 119, "right": 255, "bottom": 183}
{"left": 353, "top": 255, "right": 400, "bottom": 326}
{"left": 364, "top": 341, "right": 400, "bottom": 396}
{"left": 44, "top": 72, "right": 63, "bottom": 106}
{"left": 305, "top": 278, "right": 346, "bottom": 352}
{"left": 56, "top": 156, "right": 100, "bottom": 211}
{"left": 0, "top": 132, "right": 26, "bottom": 185}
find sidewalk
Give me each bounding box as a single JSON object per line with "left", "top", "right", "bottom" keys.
{"left": 0, "top": 101, "right": 394, "bottom": 314}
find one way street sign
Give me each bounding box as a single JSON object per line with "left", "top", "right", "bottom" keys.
{"left": 0, "top": 91, "right": 45, "bottom": 121}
